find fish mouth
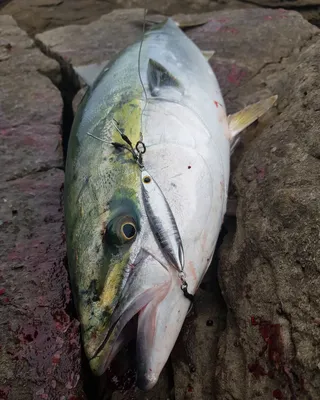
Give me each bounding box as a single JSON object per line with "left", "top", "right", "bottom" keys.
{"left": 87, "top": 252, "right": 172, "bottom": 389}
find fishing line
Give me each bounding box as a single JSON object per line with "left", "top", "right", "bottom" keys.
{"left": 136, "top": 4, "right": 194, "bottom": 304}
{"left": 138, "top": 4, "right": 148, "bottom": 143}
{"left": 92, "top": 6, "right": 149, "bottom": 166}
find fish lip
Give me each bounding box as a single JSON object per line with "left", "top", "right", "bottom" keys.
{"left": 88, "top": 287, "right": 159, "bottom": 375}
{"left": 88, "top": 251, "right": 170, "bottom": 375}
{"left": 88, "top": 293, "right": 143, "bottom": 371}
{"left": 88, "top": 313, "right": 121, "bottom": 363}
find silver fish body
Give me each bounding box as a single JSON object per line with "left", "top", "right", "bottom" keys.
{"left": 64, "top": 17, "right": 276, "bottom": 391}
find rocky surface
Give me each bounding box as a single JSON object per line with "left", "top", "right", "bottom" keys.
{"left": 0, "top": 0, "right": 254, "bottom": 36}
{"left": 1, "top": 0, "right": 320, "bottom": 38}
{"left": 218, "top": 31, "right": 320, "bottom": 400}
{"left": 35, "top": 6, "right": 320, "bottom": 400}
{"left": 242, "top": 0, "right": 320, "bottom": 7}
{"left": 0, "top": 15, "right": 85, "bottom": 400}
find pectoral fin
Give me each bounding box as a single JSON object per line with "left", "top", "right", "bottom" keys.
{"left": 74, "top": 61, "right": 109, "bottom": 86}
{"left": 228, "top": 95, "right": 278, "bottom": 152}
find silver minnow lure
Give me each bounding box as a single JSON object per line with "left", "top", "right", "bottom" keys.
{"left": 140, "top": 169, "right": 185, "bottom": 272}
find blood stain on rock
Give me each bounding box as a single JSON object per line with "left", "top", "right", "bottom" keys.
{"left": 0, "top": 386, "right": 10, "bottom": 400}
{"left": 52, "top": 309, "right": 70, "bottom": 332}
{"left": 268, "top": 370, "right": 275, "bottom": 379}
{"left": 248, "top": 361, "right": 267, "bottom": 379}
{"left": 272, "top": 389, "right": 284, "bottom": 399}
{"left": 187, "top": 384, "right": 193, "bottom": 392}
{"left": 258, "top": 320, "right": 283, "bottom": 365}
{"left": 52, "top": 353, "right": 61, "bottom": 365}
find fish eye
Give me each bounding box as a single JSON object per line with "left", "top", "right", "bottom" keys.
{"left": 143, "top": 176, "right": 151, "bottom": 184}
{"left": 104, "top": 215, "right": 137, "bottom": 246}
{"left": 121, "top": 222, "right": 136, "bottom": 240}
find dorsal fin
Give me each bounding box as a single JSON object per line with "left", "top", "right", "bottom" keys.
{"left": 147, "top": 58, "right": 182, "bottom": 97}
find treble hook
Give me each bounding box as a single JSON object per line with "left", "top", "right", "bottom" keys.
{"left": 178, "top": 271, "right": 195, "bottom": 303}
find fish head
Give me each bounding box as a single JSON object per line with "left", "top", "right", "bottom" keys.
{"left": 63, "top": 98, "right": 148, "bottom": 367}
{"left": 65, "top": 168, "right": 178, "bottom": 389}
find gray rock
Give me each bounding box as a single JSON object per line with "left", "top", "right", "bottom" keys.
{"left": 0, "top": 15, "right": 62, "bottom": 182}
{"left": 0, "top": 15, "right": 85, "bottom": 400}
{"left": 240, "top": 0, "right": 320, "bottom": 8}
{"left": 36, "top": 7, "right": 320, "bottom": 400}
{"left": 36, "top": 9, "right": 157, "bottom": 68}
{"left": 218, "top": 36, "right": 320, "bottom": 399}
{"left": 171, "top": 275, "right": 227, "bottom": 400}
{"left": 0, "top": 0, "right": 254, "bottom": 36}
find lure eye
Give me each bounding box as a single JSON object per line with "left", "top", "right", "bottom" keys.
{"left": 143, "top": 176, "right": 151, "bottom": 184}
{"left": 121, "top": 222, "right": 136, "bottom": 240}
{"left": 104, "top": 216, "right": 137, "bottom": 246}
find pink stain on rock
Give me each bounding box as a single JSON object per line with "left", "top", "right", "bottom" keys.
{"left": 227, "top": 64, "right": 247, "bottom": 85}
{"left": 278, "top": 9, "right": 288, "bottom": 18}
{"left": 255, "top": 166, "right": 266, "bottom": 183}
{"left": 217, "top": 18, "right": 229, "bottom": 23}
{"left": 220, "top": 26, "right": 239, "bottom": 34}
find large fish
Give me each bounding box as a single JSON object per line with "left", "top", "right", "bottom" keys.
{"left": 64, "top": 17, "right": 277, "bottom": 391}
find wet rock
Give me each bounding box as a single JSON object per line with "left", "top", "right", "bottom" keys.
{"left": 36, "top": 9, "right": 147, "bottom": 68}
{"left": 171, "top": 288, "right": 227, "bottom": 399}
{"left": 110, "top": 370, "right": 173, "bottom": 400}
{"left": 0, "top": 15, "right": 85, "bottom": 400}
{"left": 241, "top": 0, "right": 320, "bottom": 7}
{"left": 216, "top": 16, "right": 320, "bottom": 400}
{"left": 36, "top": 6, "right": 320, "bottom": 400}
{"left": 0, "top": 0, "right": 253, "bottom": 36}
{"left": 0, "top": 15, "right": 62, "bottom": 182}
{"left": 187, "top": 8, "right": 319, "bottom": 102}
{"left": 301, "top": 7, "right": 320, "bottom": 28}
